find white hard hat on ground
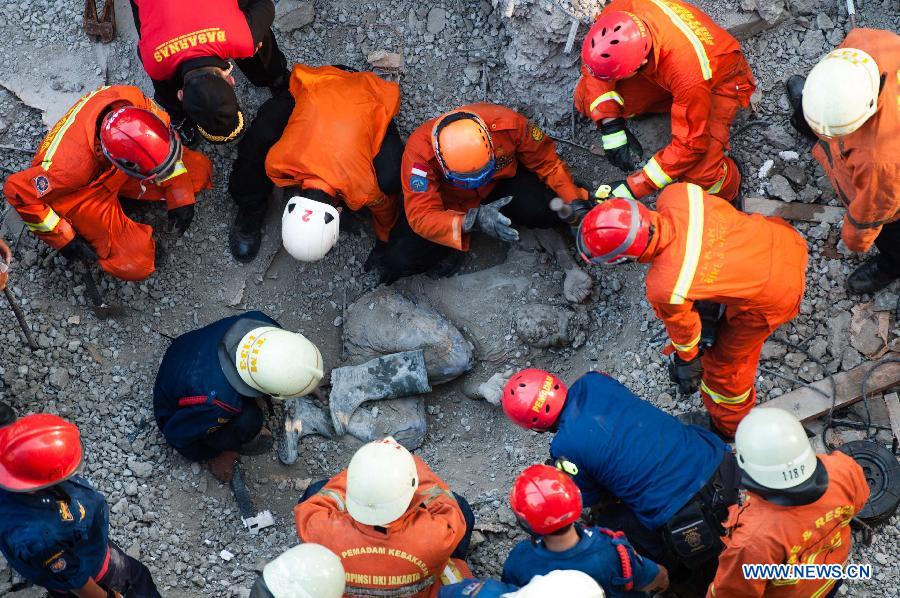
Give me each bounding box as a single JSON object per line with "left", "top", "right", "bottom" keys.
{"left": 735, "top": 407, "right": 818, "bottom": 490}
{"left": 508, "top": 570, "right": 605, "bottom": 597}
{"left": 282, "top": 196, "right": 340, "bottom": 262}
{"left": 261, "top": 543, "right": 345, "bottom": 598}
{"left": 802, "top": 47, "right": 881, "bottom": 137}
{"left": 346, "top": 437, "right": 419, "bottom": 526}
{"left": 235, "top": 326, "right": 323, "bottom": 399}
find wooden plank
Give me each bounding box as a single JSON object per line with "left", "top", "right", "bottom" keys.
{"left": 884, "top": 392, "right": 900, "bottom": 443}
{"left": 760, "top": 353, "right": 900, "bottom": 422}
{"left": 744, "top": 197, "right": 844, "bottom": 225}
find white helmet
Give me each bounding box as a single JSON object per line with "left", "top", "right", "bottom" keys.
{"left": 508, "top": 570, "right": 605, "bottom": 598}
{"left": 235, "top": 326, "right": 324, "bottom": 400}
{"left": 736, "top": 407, "right": 818, "bottom": 490}
{"left": 261, "top": 544, "right": 345, "bottom": 598}
{"left": 802, "top": 47, "right": 881, "bottom": 137}
{"left": 282, "top": 196, "right": 340, "bottom": 262}
{"left": 346, "top": 437, "right": 419, "bottom": 526}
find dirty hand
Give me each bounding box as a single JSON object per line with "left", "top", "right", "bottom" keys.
{"left": 168, "top": 204, "right": 195, "bottom": 236}
{"left": 0, "top": 238, "right": 10, "bottom": 291}
{"left": 464, "top": 196, "right": 519, "bottom": 242}
{"left": 668, "top": 353, "right": 703, "bottom": 395}
{"left": 477, "top": 370, "right": 515, "bottom": 406}
{"left": 564, "top": 267, "right": 593, "bottom": 303}
{"left": 59, "top": 235, "right": 98, "bottom": 263}
{"left": 600, "top": 118, "right": 643, "bottom": 172}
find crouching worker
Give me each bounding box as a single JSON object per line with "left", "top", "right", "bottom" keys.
{"left": 249, "top": 543, "right": 345, "bottom": 598}
{"left": 0, "top": 414, "right": 161, "bottom": 597}
{"left": 502, "top": 369, "right": 738, "bottom": 593}
{"left": 502, "top": 464, "right": 667, "bottom": 596}
{"left": 709, "top": 408, "right": 870, "bottom": 598}
{"left": 229, "top": 64, "right": 403, "bottom": 264}
{"left": 294, "top": 437, "right": 475, "bottom": 597}
{"left": 2, "top": 86, "right": 212, "bottom": 282}
{"left": 153, "top": 310, "right": 323, "bottom": 482}
{"left": 441, "top": 570, "right": 605, "bottom": 598}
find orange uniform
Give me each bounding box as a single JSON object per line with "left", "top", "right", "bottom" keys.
{"left": 574, "top": 0, "right": 755, "bottom": 201}
{"left": 402, "top": 103, "right": 587, "bottom": 250}
{"left": 810, "top": 28, "right": 900, "bottom": 253}
{"left": 265, "top": 65, "right": 402, "bottom": 242}
{"left": 294, "top": 455, "right": 467, "bottom": 598}
{"left": 708, "top": 452, "right": 869, "bottom": 597}
{"left": 3, "top": 86, "right": 212, "bottom": 281}
{"left": 642, "top": 183, "right": 807, "bottom": 436}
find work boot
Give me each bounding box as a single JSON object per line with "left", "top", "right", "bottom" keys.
{"left": 229, "top": 207, "right": 266, "bottom": 263}
{"left": 427, "top": 250, "right": 466, "bottom": 279}
{"left": 785, "top": 76, "right": 817, "bottom": 142}
{"left": 847, "top": 257, "right": 900, "bottom": 295}
{"left": 173, "top": 117, "right": 201, "bottom": 149}
{"left": 0, "top": 401, "right": 16, "bottom": 426}
{"left": 238, "top": 427, "right": 274, "bottom": 456}
{"left": 209, "top": 451, "right": 239, "bottom": 483}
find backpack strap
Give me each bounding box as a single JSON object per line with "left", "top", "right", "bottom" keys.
{"left": 597, "top": 528, "right": 634, "bottom": 591}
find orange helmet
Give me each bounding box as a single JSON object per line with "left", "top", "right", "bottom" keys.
{"left": 0, "top": 414, "right": 83, "bottom": 492}
{"left": 432, "top": 111, "right": 496, "bottom": 189}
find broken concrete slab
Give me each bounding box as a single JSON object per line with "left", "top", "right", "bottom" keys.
{"left": 850, "top": 302, "right": 891, "bottom": 358}
{"left": 744, "top": 197, "right": 843, "bottom": 224}
{"left": 275, "top": 0, "right": 315, "bottom": 32}
{"left": 721, "top": 3, "right": 787, "bottom": 40}
{"left": 346, "top": 398, "right": 427, "bottom": 450}
{"left": 367, "top": 49, "right": 405, "bottom": 72}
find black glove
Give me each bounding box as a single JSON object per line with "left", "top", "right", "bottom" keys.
{"left": 59, "top": 235, "right": 97, "bottom": 262}
{"left": 668, "top": 353, "right": 704, "bottom": 395}
{"left": 463, "top": 196, "right": 519, "bottom": 242}
{"left": 168, "top": 204, "right": 195, "bottom": 236}
{"left": 364, "top": 240, "right": 387, "bottom": 273}
{"left": 600, "top": 118, "right": 643, "bottom": 172}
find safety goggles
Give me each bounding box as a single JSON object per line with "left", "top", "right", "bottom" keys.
{"left": 575, "top": 198, "right": 642, "bottom": 266}
{"left": 444, "top": 158, "right": 497, "bottom": 190}
{"left": 433, "top": 111, "right": 496, "bottom": 190}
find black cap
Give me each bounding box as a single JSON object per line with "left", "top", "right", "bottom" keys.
{"left": 182, "top": 72, "right": 245, "bottom": 144}
{"left": 218, "top": 317, "right": 279, "bottom": 397}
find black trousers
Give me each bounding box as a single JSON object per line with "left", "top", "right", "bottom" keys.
{"left": 381, "top": 166, "right": 560, "bottom": 279}
{"left": 129, "top": 1, "right": 288, "bottom": 123}
{"left": 299, "top": 480, "right": 476, "bottom": 559}
{"left": 228, "top": 88, "right": 405, "bottom": 212}
{"left": 175, "top": 399, "right": 264, "bottom": 462}
{"left": 874, "top": 219, "right": 900, "bottom": 276}
{"left": 51, "top": 542, "right": 161, "bottom": 597}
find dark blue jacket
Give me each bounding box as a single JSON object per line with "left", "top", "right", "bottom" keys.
{"left": 153, "top": 311, "right": 277, "bottom": 460}
{"left": 551, "top": 372, "right": 726, "bottom": 530}
{"left": 0, "top": 476, "right": 109, "bottom": 592}
{"left": 501, "top": 526, "right": 659, "bottom": 597}
{"left": 439, "top": 579, "right": 519, "bottom": 597}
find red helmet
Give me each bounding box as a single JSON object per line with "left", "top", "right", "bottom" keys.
{"left": 510, "top": 464, "right": 582, "bottom": 535}
{"left": 502, "top": 369, "right": 568, "bottom": 431}
{"left": 577, "top": 198, "right": 652, "bottom": 265}
{"left": 0, "top": 414, "right": 83, "bottom": 492}
{"left": 100, "top": 106, "right": 182, "bottom": 181}
{"left": 582, "top": 11, "right": 651, "bottom": 81}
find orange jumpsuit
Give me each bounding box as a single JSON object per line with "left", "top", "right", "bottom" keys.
{"left": 574, "top": 0, "right": 755, "bottom": 202}
{"left": 265, "top": 64, "right": 402, "bottom": 242}
{"left": 294, "top": 455, "right": 468, "bottom": 598}
{"left": 708, "top": 452, "right": 869, "bottom": 597}
{"left": 2, "top": 86, "right": 212, "bottom": 281}
{"left": 810, "top": 28, "right": 900, "bottom": 253}
{"left": 642, "top": 183, "right": 808, "bottom": 437}
{"left": 402, "top": 103, "right": 588, "bottom": 250}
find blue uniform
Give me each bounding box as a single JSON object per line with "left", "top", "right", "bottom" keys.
{"left": 0, "top": 476, "right": 109, "bottom": 592}
{"left": 501, "top": 526, "right": 659, "bottom": 597}
{"left": 550, "top": 372, "right": 725, "bottom": 529}
{"left": 439, "top": 578, "right": 520, "bottom": 597}
{"left": 153, "top": 311, "right": 276, "bottom": 461}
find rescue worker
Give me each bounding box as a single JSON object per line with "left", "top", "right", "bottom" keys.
{"left": 294, "top": 437, "right": 475, "bottom": 597}
{"left": 578, "top": 183, "right": 808, "bottom": 438}
{"left": 501, "top": 464, "right": 668, "bottom": 596}
{"left": 785, "top": 29, "right": 900, "bottom": 294}
{"left": 709, "top": 407, "right": 870, "bottom": 597}
{"left": 228, "top": 64, "right": 403, "bottom": 263}
{"left": 249, "top": 543, "right": 345, "bottom": 598}
{"left": 575, "top": 1, "right": 755, "bottom": 203}
{"left": 440, "top": 570, "right": 606, "bottom": 598}
{"left": 2, "top": 86, "right": 212, "bottom": 282}
{"left": 390, "top": 103, "right": 590, "bottom": 285}
{"left": 502, "top": 369, "right": 738, "bottom": 592}
{"left": 129, "top": 0, "right": 288, "bottom": 146}
{"left": 0, "top": 414, "right": 161, "bottom": 597}
{"left": 153, "top": 310, "right": 323, "bottom": 482}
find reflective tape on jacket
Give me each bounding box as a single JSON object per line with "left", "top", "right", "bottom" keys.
{"left": 643, "top": 157, "right": 674, "bottom": 190}
{"left": 157, "top": 160, "right": 187, "bottom": 183}
{"left": 24, "top": 209, "right": 62, "bottom": 233}
{"left": 601, "top": 130, "right": 628, "bottom": 150}
{"left": 700, "top": 380, "right": 752, "bottom": 405}
{"left": 706, "top": 162, "right": 728, "bottom": 195}
{"left": 646, "top": 0, "right": 713, "bottom": 81}
{"left": 41, "top": 87, "right": 110, "bottom": 171}
{"left": 317, "top": 488, "right": 347, "bottom": 512}
{"left": 439, "top": 560, "right": 465, "bottom": 585}
{"left": 421, "top": 485, "right": 454, "bottom": 507}
{"left": 668, "top": 184, "right": 704, "bottom": 304}
{"left": 589, "top": 91, "right": 625, "bottom": 113}
{"left": 671, "top": 331, "right": 701, "bottom": 352}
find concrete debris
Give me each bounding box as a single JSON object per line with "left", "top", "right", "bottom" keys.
{"left": 367, "top": 49, "right": 405, "bottom": 71}
{"left": 799, "top": 29, "right": 827, "bottom": 59}
{"left": 514, "top": 303, "right": 587, "bottom": 349}
{"left": 849, "top": 302, "right": 891, "bottom": 358}
{"left": 346, "top": 398, "right": 427, "bottom": 450}
{"left": 766, "top": 174, "right": 797, "bottom": 202}
{"left": 275, "top": 0, "right": 315, "bottom": 32}
{"left": 426, "top": 7, "right": 447, "bottom": 34}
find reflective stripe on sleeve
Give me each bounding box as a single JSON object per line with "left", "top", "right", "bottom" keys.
{"left": 642, "top": 157, "right": 673, "bottom": 190}
{"left": 439, "top": 560, "right": 465, "bottom": 585}
{"left": 646, "top": 0, "right": 713, "bottom": 80}
{"left": 700, "top": 380, "right": 752, "bottom": 405}
{"left": 589, "top": 91, "right": 625, "bottom": 113}
{"left": 671, "top": 332, "right": 702, "bottom": 352}
{"left": 668, "top": 184, "right": 704, "bottom": 304}
{"left": 24, "top": 209, "right": 61, "bottom": 233}
{"left": 706, "top": 162, "right": 728, "bottom": 195}
{"left": 41, "top": 87, "right": 109, "bottom": 171}
{"left": 317, "top": 489, "right": 346, "bottom": 512}
{"left": 601, "top": 130, "right": 628, "bottom": 150}
{"left": 421, "top": 485, "right": 454, "bottom": 507}
{"left": 157, "top": 160, "right": 187, "bottom": 183}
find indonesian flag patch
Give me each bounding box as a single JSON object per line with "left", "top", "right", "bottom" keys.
{"left": 409, "top": 163, "right": 429, "bottom": 192}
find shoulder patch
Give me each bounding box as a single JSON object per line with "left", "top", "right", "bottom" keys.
{"left": 409, "top": 162, "right": 430, "bottom": 192}
{"left": 48, "top": 556, "right": 67, "bottom": 573}
{"left": 462, "top": 581, "right": 485, "bottom": 595}
{"left": 33, "top": 175, "right": 52, "bottom": 197}
{"left": 527, "top": 120, "right": 545, "bottom": 142}
{"left": 57, "top": 500, "right": 74, "bottom": 522}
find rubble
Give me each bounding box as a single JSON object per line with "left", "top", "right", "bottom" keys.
{"left": 275, "top": 0, "right": 315, "bottom": 32}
